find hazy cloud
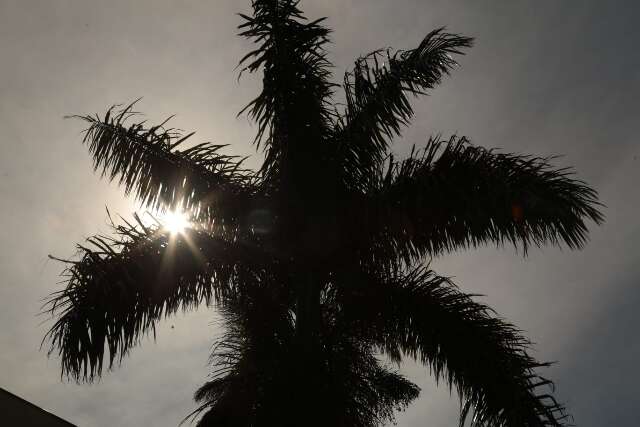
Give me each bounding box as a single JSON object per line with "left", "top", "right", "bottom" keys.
{"left": 1, "top": 1, "right": 638, "bottom": 425}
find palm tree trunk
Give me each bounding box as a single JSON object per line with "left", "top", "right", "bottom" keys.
{"left": 294, "top": 269, "right": 322, "bottom": 422}
{"left": 296, "top": 271, "right": 321, "bottom": 348}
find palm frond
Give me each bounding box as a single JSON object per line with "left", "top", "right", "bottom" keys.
{"left": 319, "top": 302, "right": 420, "bottom": 427}
{"left": 238, "top": 0, "right": 336, "bottom": 185}
{"left": 337, "top": 264, "right": 570, "bottom": 427}
{"left": 42, "top": 214, "right": 273, "bottom": 382}
{"left": 190, "top": 286, "right": 419, "bottom": 427}
{"left": 335, "top": 29, "right": 473, "bottom": 189}
{"left": 356, "top": 135, "right": 603, "bottom": 263}
{"left": 188, "top": 286, "right": 295, "bottom": 426}
{"left": 71, "top": 102, "right": 258, "bottom": 226}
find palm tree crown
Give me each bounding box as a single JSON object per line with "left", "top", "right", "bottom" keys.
{"left": 44, "top": 1, "right": 602, "bottom": 426}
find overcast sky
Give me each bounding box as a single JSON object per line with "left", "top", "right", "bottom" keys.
{"left": 1, "top": 1, "right": 639, "bottom": 426}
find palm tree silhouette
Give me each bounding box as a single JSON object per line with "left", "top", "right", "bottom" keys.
{"left": 43, "top": 1, "right": 602, "bottom": 426}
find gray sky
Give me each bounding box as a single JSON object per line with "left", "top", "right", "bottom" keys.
{"left": 1, "top": 0, "right": 639, "bottom": 426}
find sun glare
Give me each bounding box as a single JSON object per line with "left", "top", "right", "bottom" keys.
{"left": 162, "top": 210, "right": 191, "bottom": 235}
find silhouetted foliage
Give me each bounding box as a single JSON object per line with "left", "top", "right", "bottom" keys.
{"left": 43, "top": 1, "right": 602, "bottom": 426}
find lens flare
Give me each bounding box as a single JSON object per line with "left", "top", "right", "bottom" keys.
{"left": 162, "top": 210, "right": 190, "bottom": 235}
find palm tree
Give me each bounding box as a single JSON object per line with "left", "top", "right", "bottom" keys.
{"left": 43, "top": 1, "right": 603, "bottom": 426}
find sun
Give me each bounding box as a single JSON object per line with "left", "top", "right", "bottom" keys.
{"left": 162, "top": 210, "right": 191, "bottom": 235}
